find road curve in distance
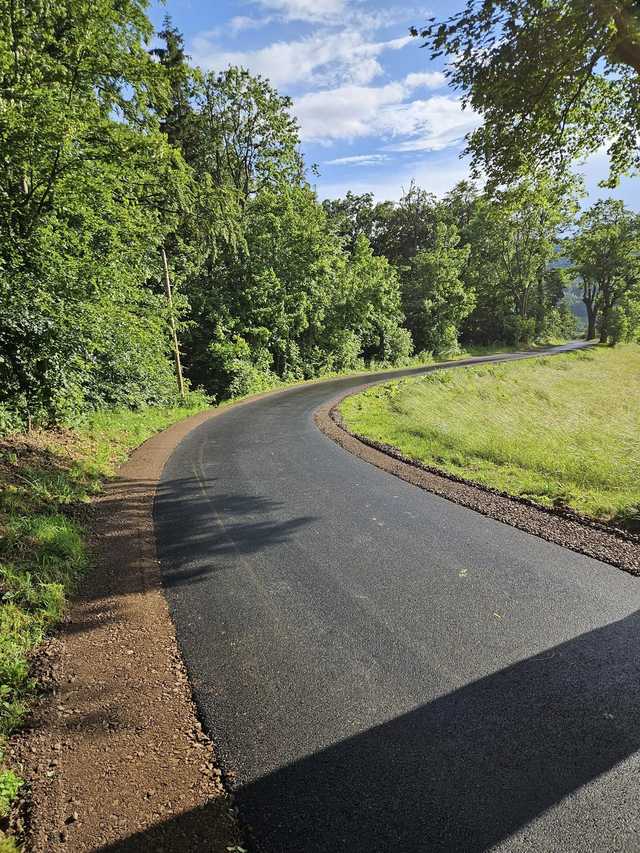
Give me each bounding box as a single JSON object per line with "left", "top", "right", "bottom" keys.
{"left": 155, "top": 342, "right": 640, "bottom": 853}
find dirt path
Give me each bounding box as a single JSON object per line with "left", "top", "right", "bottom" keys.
{"left": 11, "top": 409, "right": 245, "bottom": 852}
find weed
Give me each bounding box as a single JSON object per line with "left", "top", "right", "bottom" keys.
{"left": 0, "top": 770, "right": 21, "bottom": 819}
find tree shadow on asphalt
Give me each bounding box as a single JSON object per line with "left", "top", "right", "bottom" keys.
{"left": 72, "top": 474, "right": 316, "bottom": 603}
{"left": 154, "top": 475, "right": 317, "bottom": 588}
{"left": 97, "top": 609, "right": 640, "bottom": 852}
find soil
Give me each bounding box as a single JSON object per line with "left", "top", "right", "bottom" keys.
{"left": 8, "top": 409, "right": 247, "bottom": 852}
{"left": 315, "top": 394, "right": 640, "bottom": 578}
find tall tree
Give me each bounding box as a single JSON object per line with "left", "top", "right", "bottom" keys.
{"left": 372, "top": 182, "right": 439, "bottom": 265}
{"left": 566, "top": 199, "right": 640, "bottom": 342}
{"left": 463, "top": 176, "right": 579, "bottom": 343}
{"left": 1, "top": 0, "right": 166, "bottom": 239}
{"left": 0, "top": 0, "right": 187, "bottom": 424}
{"left": 403, "top": 222, "right": 473, "bottom": 353}
{"left": 413, "top": 1, "right": 640, "bottom": 187}
{"left": 150, "top": 16, "right": 196, "bottom": 151}
{"left": 322, "top": 192, "right": 378, "bottom": 251}
{"left": 193, "top": 67, "right": 304, "bottom": 203}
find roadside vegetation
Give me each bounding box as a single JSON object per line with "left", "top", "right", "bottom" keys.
{"left": 341, "top": 346, "right": 640, "bottom": 529}
{"left": 3, "top": 1, "right": 639, "bottom": 443}
{"left": 0, "top": 398, "right": 209, "bottom": 831}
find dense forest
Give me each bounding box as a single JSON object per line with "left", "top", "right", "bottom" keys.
{"left": 1, "top": 0, "right": 639, "bottom": 431}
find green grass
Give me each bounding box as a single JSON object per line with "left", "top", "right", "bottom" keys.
{"left": 340, "top": 345, "right": 640, "bottom": 528}
{"left": 0, "top": 394, "right": 210, "bottom": 830}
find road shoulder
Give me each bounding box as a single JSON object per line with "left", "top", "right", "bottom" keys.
{"left": 315, "top": 395, "right": 640, "bottom": 577}
{"left": 10, "top": 409, "right": 245, "bottom": 852}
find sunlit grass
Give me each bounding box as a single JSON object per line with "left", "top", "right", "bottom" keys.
{"left": 341, "top": 345, "right": 640, "bottom": 527}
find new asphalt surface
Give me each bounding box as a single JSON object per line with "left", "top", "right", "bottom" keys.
{"left": 155, "top": 344, "right": 640, "bottom": 853}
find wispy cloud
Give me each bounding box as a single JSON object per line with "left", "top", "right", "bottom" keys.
{"left": 228, "top": 15, "right": 271, "bottom": 34}
{"left": 325, "top": 153, "right": 391, "bottom": 166}
{"left": 247, "top": 0, "right": 410, "bottom": 28}
{"left": 192, "top": 30, "right": 413, "bottom": 88}
{"left": 317, "top": 154, "right": 475, "bottom": 201}
{"left": 251, "top": 0, "right": 347, "bottom": 24}
{"left": 404, "top": 71, "right": 447, "bottom": 90}
{"left": 295, "top": 83, "right": 479, "bottom": 150}
{"left": 384, "top": 96, "right": 480, "bottom": 151}
{"left": 187, "top": 0, "right": 480, "bottom": 197}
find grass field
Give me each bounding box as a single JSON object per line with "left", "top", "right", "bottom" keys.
{"left": 0, "top": 398, "right": 209, "bottom": 829}
{"left": 340, "top": 345, "right": 640, "bottom": 529}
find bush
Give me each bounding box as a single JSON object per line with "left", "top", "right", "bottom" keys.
{"left": 380, "top": 325, "right": 413, "bottom": 364}
{"left": 207, "top": 335, "right": 279, "bottom": 399}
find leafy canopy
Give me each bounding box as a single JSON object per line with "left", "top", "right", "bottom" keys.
{"left": 566, "top": 199, "right": 640, "bottom": 342}
{"left": 414, "top": 0, "right": 640, "bottom": 186}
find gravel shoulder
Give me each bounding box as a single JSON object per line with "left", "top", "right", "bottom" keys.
{"left": 9, "top": 408, "right": 245, "bottom": 852}
{"left": 315, "top": 394, "right": 640, "bottom": 577}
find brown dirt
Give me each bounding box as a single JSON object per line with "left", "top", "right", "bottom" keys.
{"left": 315, "top": 395, "right": 640, "bottom": 577}
{"left": 8, "top": 409, "right": 247, "bottom": 852}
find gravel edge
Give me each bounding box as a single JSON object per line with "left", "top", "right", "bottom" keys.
{"left": 314, "top": 394, "right": 640, "bottom": 578}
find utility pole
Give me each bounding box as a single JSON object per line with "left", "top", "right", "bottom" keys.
{"left": 161, "top": 247, "right": 185, "bottom": 399}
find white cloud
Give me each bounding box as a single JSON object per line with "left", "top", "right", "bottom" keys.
{"left": 295, "top": 83, "right": 480, "bottom": 151}
{"left": 384, "top": 96, "right": 480, "bottom": 151}
{"left": 192, "top": 30, "right": 413, "bottom": 89}
{"left": 295, "top": 83, "right": 407, "bottom": 141}
{"left": 316, "top": 154, "right": 475, "bottom": 201}
{"left": 191, "top": 30, "right": 411, "bottom": 86}
{"left": 228, "top": 16, "right": 270, "bottom": 34}
{"left": 252, "top": 0, "right": 346, "bottom": 24}
{"left": 325, "top": 153, "right": 391, "bottom": 166}
{"left": 247, "top": 0, "right": 405, "bottom": 28}
{"left": 189, "top": 2, "right": 474, "bottom": 166}
{"left": 404, "top": 71, "right": 447, "bottom": 90}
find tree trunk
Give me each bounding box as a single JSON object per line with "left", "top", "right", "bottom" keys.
{"left": 599, "top": 304, "right": 610, "bottom": 344}
{"left": 583, "top": 297, "right": 596, "bottom": 340}
{"left": 161, "top": 247, "right": 185, "bottom": 398}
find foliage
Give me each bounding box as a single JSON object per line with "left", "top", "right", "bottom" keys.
{"left": 0, "top": 769, "right": 21, "bottom": 819}
{"left": 403, "top": 223, "right": 473, "bottom": 353}
{"left": 341, "top": 345, "right": 640, "bottom": 526}
{"left": 0, "top": 831, "right": 20, "bottom": 852}
{"left": 193, "top": 67, "right": 304, "bottom": 201}
{"left": 181, "top": 177, "right": 411, "bottom": 398}
{"left": 459, "top": 175, "right": 580, "bottom": 343}
{"left": 0, "top": 0, "right": 191, "bottom": 427}
{"left": 413, "top": 0, "right": 640, "bottom": 187}
{"left": 565, "top": 199, "right": 640, "bottom": 342}
{"left": 1, "top": 3, "right": 596, "bottom": 432}
{"left": 324, "top": 178, "right": 581, "bottom": 350}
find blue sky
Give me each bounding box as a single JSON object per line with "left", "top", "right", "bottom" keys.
{"left": 149, "top": 0, "right": 638, "bottom": 208}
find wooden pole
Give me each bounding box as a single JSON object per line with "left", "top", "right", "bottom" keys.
{"left": 161, "top": 247, "right": 185, "bottom": 399}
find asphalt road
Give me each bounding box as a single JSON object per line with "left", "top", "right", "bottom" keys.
{"left": 155, "top": 343, "right": 640, "bottom": 853}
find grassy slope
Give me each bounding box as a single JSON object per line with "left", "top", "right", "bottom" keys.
{"left": 340, "top": 345, "right": 640, "bottom": 528}
{"left": 0, "top": 401, "right": 209, "bottom": 832}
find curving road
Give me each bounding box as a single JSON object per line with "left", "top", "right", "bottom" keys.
{"left": 155, "top": 344, "right": 640, "bottom": 853}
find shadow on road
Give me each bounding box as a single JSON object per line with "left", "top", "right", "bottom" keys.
{"left": 154, "top": 475, "right": 317, "bottom": 588}
{"left": 98, "top": 609, "right": 640, "bottom": 852}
